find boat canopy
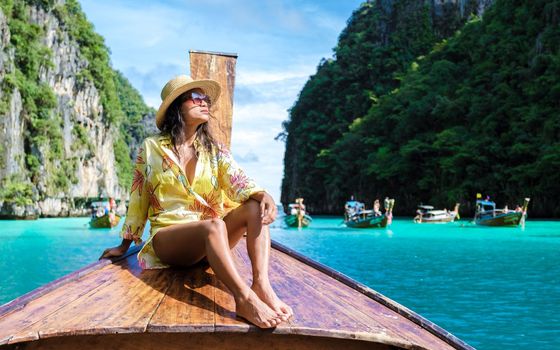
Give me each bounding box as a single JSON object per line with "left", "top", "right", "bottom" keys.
{"left": 359, "top": 209, "right": 374, "bottom": 214}
{"left": 90, "top": 201, "right": 109, "bottom": 207}
{"left": 418, "top": 205, "right": 434, "bottom": 210}
{"left": 427, "top": 210, "right": 448, "bottom": 215}
{"left": 476, "top": 200, "right": 496, "bottom": 206}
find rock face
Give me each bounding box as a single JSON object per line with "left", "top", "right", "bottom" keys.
{"left": 0, "top": 1, "right": 148, "bottom": 218}
{"left": 0, "top": 10, "right": 24, "bottom": 180}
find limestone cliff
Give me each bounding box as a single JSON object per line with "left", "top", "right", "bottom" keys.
{"left": 0, "top": 0, "right": 154, "bottom": 218}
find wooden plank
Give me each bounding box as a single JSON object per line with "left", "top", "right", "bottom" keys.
{"left": 147, "top": 265, "right": 215, "bottom": 333}
{"left": 189, "top": 50, "right": 237, "bottom": 148}
{"left": 227, "top": 243, "right": 298, "bottom": 334}
{"left": 213, "top": 274, "right": 249, "bottom": 332}
{"left": 0, "top": 259, "right": 132, "bottom": 345}
{"left": 7, "top": 254, "right": 172, "bottom": 344}
{"left": 0, "top": 245, "right": 141, "bottom": 319}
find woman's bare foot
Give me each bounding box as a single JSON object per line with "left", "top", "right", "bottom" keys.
{"left": 252, "top": 282, "right": 293, "bottom": 320}
{"left": 235, "top": 290, "right": 284, "bottom": 328}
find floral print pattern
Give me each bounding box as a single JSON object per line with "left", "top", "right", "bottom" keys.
{"left": 120, "top": 135, "right": 263, "bottom": 269}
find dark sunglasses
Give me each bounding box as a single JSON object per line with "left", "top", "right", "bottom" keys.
{"left": 187, "top": 91, "right": 211, "bottom": 106}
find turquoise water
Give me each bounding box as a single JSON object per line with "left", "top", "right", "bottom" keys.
{"left": 1, "top": 217, "right": 559, "bottom": 349}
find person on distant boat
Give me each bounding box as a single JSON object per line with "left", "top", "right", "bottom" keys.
{"left": 295, "top": 197, "right": 306, "bottom": 228}
{"left": 345, "top": 195, "right": 358, "bottom": 220}
{"left": 345, "top": 195, "right": 357, "bottom": 211}
{"left": 99, "top": 75, "right": 292, "bottom": 328}
{"left": 373, "top": 199, "right": 381, "bottom": 216}
{"left": 515, "top": 205, "right": 522, "bottom": 212}
{"left": 357, "top": 201, "right": 365, "bottom": 213}
{"left": 109, "top": 197, "right": 117, "bottom": 213}
{"left": 96, "top": 205, "right": 105, "bottom": 218}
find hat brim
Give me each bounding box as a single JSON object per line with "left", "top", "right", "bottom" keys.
{"left": 156, "top": 79, "right": 221, "bottom": 130}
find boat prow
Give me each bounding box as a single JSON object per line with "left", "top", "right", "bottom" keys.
{"left": 284, "top": 214, "right": 313, "bottom": 228}
{"left": 0, "top": 239, "right": 472, "bottom": 350}
{"left": 89, "top": 214, "right": 121, "bottom": 228}
{"left": 346, "top": 214, "right": 388, "bottom": 228}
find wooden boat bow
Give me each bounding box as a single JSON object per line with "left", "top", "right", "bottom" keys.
{"left": 0, "top": 239, "right": 473, "bottom": 350}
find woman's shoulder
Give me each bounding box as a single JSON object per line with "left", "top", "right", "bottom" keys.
{"left": 214, "top": 143, "right": 231, "bottom": 158}
{"left": 142, "top": 134, "right": 170, "bottom": 149}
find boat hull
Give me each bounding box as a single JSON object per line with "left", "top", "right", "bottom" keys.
{"left": 420, "top": 217, "right": 454, "bottom": 223}
{"left": 346, "top": 215, "right": 388, "bottom": 228}
{"left": 9, "top": 332, "right": 385, "bottom": 350}
{"left": 416, "top": 215, "right": 456, "bottom": 223}
{"left": 476, "top": 212, "right": 522, "bottom": 226}
{"left": 284, "top": 214, "right": 312, "bottom": 227}
{"left": 89, "top": 214, "right": 121, "bottom": 228}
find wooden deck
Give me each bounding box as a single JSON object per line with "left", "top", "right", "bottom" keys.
{"left": 0, "top": 240, "right": 473, "bottom": 350}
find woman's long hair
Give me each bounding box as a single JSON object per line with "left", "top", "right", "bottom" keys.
{"left": 160, "top": 90, "right": 218, "bottom": 157}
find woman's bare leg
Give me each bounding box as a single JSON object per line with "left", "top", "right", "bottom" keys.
{"left": 152, "top": 218, "right": 283, "bottom": 328}
{"left": 224, "top": 200, "right": 293, "bottom": 318}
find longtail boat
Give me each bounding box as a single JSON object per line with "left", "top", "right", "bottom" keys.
{"left": 345, "top": 198, "right": 395, "bottom": 229}
{"left": 284, "top": 201, "right": 312, "bottom": 228}
{"left": 89, "top": 213, "right": 121, "bottom": 228}
{"left": 414, "top": 204, "right": 460, "bottom": 223}
{"left": 0, "top": 239, "right": 473, "bottom": 350}
{"left": 89, "top": 201, "right": 120, "bottom": 228}
{"left": 0, "top": 51, "right": 473, "bottom": 350}
{"left": 474, "top": 198, "right": 530, "bottom": 226}
{"left": 284, "top": 213, "right": 312, "bottom": 228}
{"left": 346, "top": 211, "right": 389, "bottom": 228}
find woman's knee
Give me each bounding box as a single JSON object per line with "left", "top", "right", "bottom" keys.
{"left": 241, "top": 199, "right": 261, "bottom": 217}
{"left": 204, "top": 218, "right": 227, "bottom": 239}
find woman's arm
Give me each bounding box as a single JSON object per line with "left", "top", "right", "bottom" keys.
{"left": 250, "top": 191, "right": 278, "bottom": 225}
{"left": 100, "top": 142, "right": 150, "bottom": 259}
{"left": 99, "top": 238, "right": 133, "bottom": 259}
{"left": 217, "top": 146, "right": 275, "bottom": 222}
{"left": 217, "top": 147, "right": 263, "bottom": 201}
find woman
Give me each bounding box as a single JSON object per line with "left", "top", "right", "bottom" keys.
{"left": 100, "top": 75, "right": 292, "bottom": 328}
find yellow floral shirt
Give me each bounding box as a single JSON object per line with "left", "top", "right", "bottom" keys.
{"left": 121, "top": 134, "right": 263, "bottom": 269}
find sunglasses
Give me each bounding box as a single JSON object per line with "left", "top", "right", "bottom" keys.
{"left": 187, "top": 91, "right": 211, "bottom": 106}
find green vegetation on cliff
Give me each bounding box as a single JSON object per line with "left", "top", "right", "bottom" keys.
{"left": 0, "top": 0, "right": 153, "bottom": 205}
{"left": 281, "top": 0, "right": 560, "bottom": 217}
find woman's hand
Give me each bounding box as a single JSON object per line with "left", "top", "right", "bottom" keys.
{"left": 99, "top": 240, "right": 132, "bottom": 260}
{"left": 251, "top": 192, "right": 277, "bottom": 225}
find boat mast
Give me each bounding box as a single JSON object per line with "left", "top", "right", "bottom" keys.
{"left": 189, "top": 50, "right": 238, "bottom": 147}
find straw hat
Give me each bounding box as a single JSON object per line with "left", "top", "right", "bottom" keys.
{"left": 155, "top": 75, "right": 221, "bottom": 129}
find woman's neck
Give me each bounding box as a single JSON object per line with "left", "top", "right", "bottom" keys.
{"left": 178, "top": 127, "right": 197, "bottom": 148}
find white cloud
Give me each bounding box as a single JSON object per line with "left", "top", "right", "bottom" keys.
{"left": 79, "top": 0, "right": 364, "bottom": 203}
{"left": 236, "top": 68, "right": 312, "bottom": 85}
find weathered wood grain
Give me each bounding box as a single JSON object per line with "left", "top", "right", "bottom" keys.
{"left": 147, "top": 265, "right": 215, "bottom": 333}
{"left": 0, "top": 256, "right": 135, "bottom": 345}
{"left": 189, "top": 50, "right": 237, "bottom": 148}
{"left": 7, "top": 254, "right": 171, "bottom": 344}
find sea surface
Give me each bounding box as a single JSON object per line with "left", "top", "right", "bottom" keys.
{"left": 1, "top": 216, "right": 559, "bottom": 349}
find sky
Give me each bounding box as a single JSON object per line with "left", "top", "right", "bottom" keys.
{"left": 80, "top": 0, "right": 364, "bottom": 203}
